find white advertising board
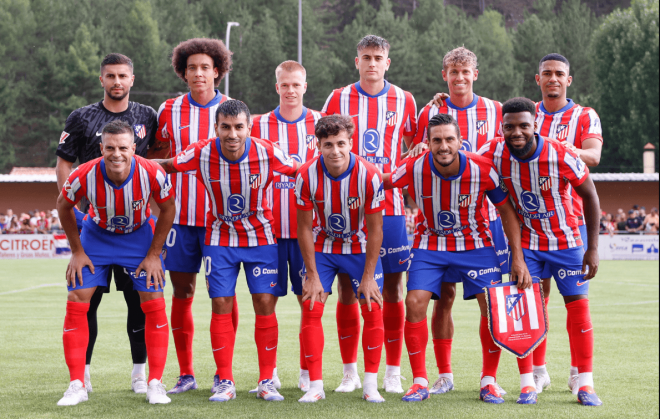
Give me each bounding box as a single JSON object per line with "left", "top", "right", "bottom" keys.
{"left": 0, "top": 234, "right": 71, "bottom": 259}
{"left": 598, "top": 234, "right": 659, "bottom": 261}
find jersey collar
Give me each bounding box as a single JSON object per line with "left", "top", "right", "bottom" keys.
{"left": 320, "top": 153, "right": 355, "bottom": 181}
{"left": 355, "top": 80, "right": 391, "bottom": 98}
{"left": 428, "top": 150, "right": 467, "bottom": 180}
{"left": 274, "top": 106, "right": 308, "bottom": 124}
{"left": 98, "top": 101, "right": 132, "bottom": 116}
{"left": 446, "top": 94, "right": 479, "bottom": 111}
{"left": 510, "top": 134, "right": 545, "bottom": 163}
{"left": 539, "top": 98, "right": 575, "bottom": 115}
{"left": 216, "top": 137, "right": 251, "bottom": 164}
{"left": 187, "top": 90, "right": 224, "bottom": 109}
{"left": 100, "top": 157, "right": 136, "bottom": 189}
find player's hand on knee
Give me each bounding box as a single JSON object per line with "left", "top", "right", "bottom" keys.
{"left": 427, "top": 92, "right": 449, "bottom": 108}
{"left": 137, "top": 254, "right": 164, "bottom": 290}
{"left": 408, "top": 142, "right": 429, "bottom": 158}
{"left": 302, "top": 273, "right": 324, "bottom": 309}
{"left": 357, "top": 277, "right": 382, "bottom": 310}
{"left": 66, "top": 251, "right": 94, "bottom": 288}
{"left": 582, "top": 248, "right": 599, "bottom": 280}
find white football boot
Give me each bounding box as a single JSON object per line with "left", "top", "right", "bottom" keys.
{"left": 146, "top": 379, "right": 171, "bottom": 404}
{"left": 57, "top": 380, "right": 88, "bottom": 406}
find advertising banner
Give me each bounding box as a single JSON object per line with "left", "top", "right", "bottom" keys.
{"left": 598, "top": 234, "right": 659, "bottom": 261}
{"left": 0, "top": 234, "right": 71, "bottom": 259}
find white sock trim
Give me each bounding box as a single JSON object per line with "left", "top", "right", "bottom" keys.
{"left": 385, "top": 365, "right": 401, "bottom": 376}
{"left": 481, "top": 376, "right": 495, "bottom": 388}
{"left": 413, "top": 377, "right": 429, "bottom": 387}
{"left": 132, "top": 363, "right": 146, "bottom": 377}
{"left": 439, "top": 372, "right": 454, "bottom": 381}
{"left": 363, "top": 372, "right": 378, "bottom": 388}
{"left": 343, "top": 363, "right": 358, "bottom": 375}
{"left": 310, "top": 380, "right": 324, "bottom": 391}
{"left": 578, "top": 372, "right": 594, "bottom": 389}
{"left": 520, "top": 372, "right": 535, "bottom": 389}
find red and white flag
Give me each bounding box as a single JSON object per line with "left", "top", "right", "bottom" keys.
{"left": 485, "top": 279, "right": 547, "bottom": 358}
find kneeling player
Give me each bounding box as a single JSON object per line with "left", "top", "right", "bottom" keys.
{"left": 478, "top": 98, "right": 602, "bottom": 406}
{"left": 295, "top": 115, "right": 387, "bottom": 403}
{"left": 384, "top": 114, "right": 537, "bottom": 404}
{"left": 56, "top": 120, "right": 175, "bottom": 406}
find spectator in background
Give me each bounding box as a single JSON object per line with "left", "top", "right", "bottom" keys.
{"left": 49, "top": 210, "right": 62, "bottom": 232}
{"left": 644, "top": 208, "right": 659, "bottom": 233}
{"left": 0, "top": 213, "right": 8, "bottom": 232}
{"left": 616, "top": 213, "right": 628, "bottom": 232}
{"left": 600, "top": 213, "right": 615, "bottom": 235}
{"left": 626, "top": 210, "right": 643, "bottom": 233}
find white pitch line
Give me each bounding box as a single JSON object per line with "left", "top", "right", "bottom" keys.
{"left": 0, "top": 283, "right": 62, "bottom": 296}
{"left": 613, "top": 281, "right": 659, "bottom": 288}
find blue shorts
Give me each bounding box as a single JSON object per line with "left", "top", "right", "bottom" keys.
{"left": 164, "top": 224, "right": 205, "bottom": 273}
{"left": 379, "top": 216, "right": 411, "bottom": 274}
{"left": 69, "top": 219, "right": 166, "bottom": 293}
{"left": 524, "top": 247, "right": 589, "bottom": 297}
{"left": 540, "top": 225, "right": 588, "bottom": 279}
{"left": 408, "top": 247, "right": 502, "bottom": 300}
{"left": 276, "top": 239, "right": 306, "bottom": 296}
{"left": 490, "top": 217, "right": 510, "bottom": 274}
{"left": 203, "top": 244, "right": 280, "bottom": 298}
{"left": 315, "top": 253, "right": 384, "bottom": 298}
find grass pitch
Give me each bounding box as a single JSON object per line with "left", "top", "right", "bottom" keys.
{"left": 0, "top": 259, "right": 657, "bottom": 418}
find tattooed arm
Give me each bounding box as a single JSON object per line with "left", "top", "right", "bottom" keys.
{"left": 152, "top": 158, "right": 179, "bottom": 174}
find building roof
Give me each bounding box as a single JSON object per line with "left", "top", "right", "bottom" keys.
{"left": 0, "top": 167, "right": 57, "bottom": 183}
{"left": 591, "top": 173, "right": 659, "bottom": 182}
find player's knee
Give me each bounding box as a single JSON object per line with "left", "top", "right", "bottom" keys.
{"left": 382, "top": 273, "right": 404, "bottom": 302}
{"left": 252, "top": 293, "right": 277, "bottom": 316}
{"left": 405, "top": 295, "right": 428, "bottom": 323}
{"left": 439, "top": 284, "right": 457, "bottom": 306}
{"left": 211, "top": 297, "right": 235, "bottom": 314}
{"left": 337, "top": 275, "right": 358, "bottom": 304}
{"left": 170, "top": 272, "right": 196, "bottom": 298}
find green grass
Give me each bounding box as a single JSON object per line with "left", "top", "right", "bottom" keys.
{"left": 0, "top": 260, "right": 657, "bottom": 418}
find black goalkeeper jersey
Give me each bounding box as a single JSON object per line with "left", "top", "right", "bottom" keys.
{"left": 56, "top": 101, "right": 158, "bottom": 164}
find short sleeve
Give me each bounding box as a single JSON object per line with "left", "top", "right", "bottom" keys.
{"left": 172, "top": 142, "right": 201, "bottom": 173}
{"left": 403, "top": 92, "right": 418, "bottom": 137}
{"left": 56, "top": 109, "right": 84, "bottom": 163}
{"left": 412, "top": 106, "right": 430, "bottom": 145}
{"left": 321, "top": 91, "right": 339, "bottom": 115}
{"left": 391, "top": 161, "right": 410, "bottom": 189}
{"left": 294, "top": 172, "right": 313, "bottom": 210}
{"left": 272, "top": 143, "right": 299, "bottom": 177}
{"left": 151, "top": 165, "right": 173, "bottom": 203}
{"left": 155, "top": 101, "right": 170, "bottom": 143}
{"left": 562, "top": 147, "right": 590, "bottom": 187}
{"left": 576, "top": 108, "right": 603, "bottom": 147}
{"left": 365, "top": 170, "right": 385, "bottom": 214}
{"left": 62, "top": 166, "right": 87, "bottom": 204}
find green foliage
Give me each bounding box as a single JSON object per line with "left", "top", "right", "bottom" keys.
{"left": 0, "top": 0, "right": 657, "bottom": 173}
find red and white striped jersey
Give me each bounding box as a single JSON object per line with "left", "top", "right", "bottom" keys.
{"left": 535, "top": 99, "right": 602, "bottom": 225}
{"left": 391, "top": 151, "right": 507, "bottom": 251}
{"left": 478, "top": 136, "right": 589, "bottom": 251}
{"left": 295, "top": 154, "right": 384, "bottom": 254}
{"left": 172, "top": 137, "right": 299, "bottom": 247}
{"left": 63, "top": 156, "right": 172, "bottom": 234}
{"left": 251, "top": 106, "right": 324, "bottom": 239}
{"left": 156, "top": 91, "right": 230, "bottom": 227}
{"left": 322, "top": 81, "right": 417, "bottom": 217}
{"left": 413, "top": 95, "right": 503, "bottom": 221}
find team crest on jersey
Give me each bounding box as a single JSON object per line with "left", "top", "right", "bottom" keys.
{"left": 556, "top": 124, "right": 569, "bottom": 140}
{"left": 348, "top": 197, "right": 361, "bottom": 209}
{"left": 306, "top": 135, "right": 316, "bottom": 150}
{"left": 131, "top": 199, "right": 145, "bottom": 211}
{"left": 477, "top": 120, "right": 489, "bottom": 135}
{"left": 539, "top": 176, "right": 552, "bottom": 191}
{"left": 59, "top": 131, "right": 70, "bottom": 144}
{"left": 459, "top": 194, "right": 472, "bottom": 208}
{"left": 386, "top": 111, "right": 398, "bottom": 127}
{"left": 506, "top": 293, "right": 527, "bottom": 321}
{"left": 249, "top": 173, "right": 262, "bottom": 189}
{"left": 134, "top": 124, "right": 146, "bottom": 139}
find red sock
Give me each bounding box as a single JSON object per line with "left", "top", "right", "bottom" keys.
{"left": 517, "top": 355, "right": 533, "bottom": 374}
{"left": 299, "top": 333, "right": 308, "bottom": 370}
{"left": 480, "top": 315, "right": 501, "bottom": 380}
{"left": 567, "top": 299, "right": 594, "bottom": 373}
{"left": 142, "top": 298, "right": 169, "bottom": 382}
{"left": 383, "top": 301, "right": 405, "bottom": 367}
{"left": 336, "top": 301, "right": 360, "bottom": 364}
{"left": 404, "top": 318, "right": 428, "bottom": 381}
{"left": 232, "top": 295, "right": 239, "bottom": 335}
{"left": 433, "top": 339, "right": 453, "bottom": 374}
{"left": 301, "top": 301, "right": 325, "bottom": 381}
{"left": 63, "top": 301, "right": 90, "bottom": 384}
{"left": 532, "top": 297, "right": 550, "bottom": 366}
{"left": 255, "top": 313, "right": 278, "bottom": 381}
{"left": 171, "top": 296, "right": 194, "bottom": 376}
{"left": 361, "top": 303, "right": 384, "bottom": 374}
{"left": 567, "top": 315, "right": 577, "bottom": 367}
{"left": 210, "top": 312, "right": 235, "bottom": 381}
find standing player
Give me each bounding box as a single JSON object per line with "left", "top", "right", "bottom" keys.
{"left": 322, "top": 35, "right": 417, "bottom": 393}
{"left": 151, "top": 38, "right": 238, "bottom": 394}
{"left": 154, "top": 100, "right": 298, "bottom": 402}
{"left": 56, "top": 120, "right": 175, "bottom": 406}
{"left": 55, "top": 53, "right": 158, "bottom": 394}
{"left": 531, "top": 53, "right": 603, "bottom": 393}
{"left": 384, "top": 113, "right": 536, "bottom": 404}
{"left": 479, "top": 97, "right": 603, "bottom": 406}
{"left": 295, "top": 115, "right": 386, "bottom": 403}
{"left": 410, "top": 47, "right": 507, "bottom": 394}
{"left": 250, "top": 60, "right": 324, "bottom": 392}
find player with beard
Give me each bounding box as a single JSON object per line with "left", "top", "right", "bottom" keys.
{"left": 478, "top": 97, "right": 603, "bottom": 407}
{"left": 55, "top": 53, "right": 158, "bottom": 394}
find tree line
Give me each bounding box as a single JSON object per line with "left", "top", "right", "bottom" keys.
{"left": 0, "top": 0, "right": 657, "bottom": 173}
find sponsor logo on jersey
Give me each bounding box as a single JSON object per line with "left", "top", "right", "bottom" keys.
{"left": 132, "top": 199, "right": 145, "bottom": 211}
{"left": 477, "top": 120, "right": 489, "bottom": 136}
{"left": 329, "top": 214, "right": 346, "bottom": 231}
{"left": 459, "top": 194, "right": 472, "bottom": 208}
{"left": 249, "top": 173, "right": 262, "bottom": 189}
{"left": 274, "top": 182, "right": 296, "bottom": 189}
{"left": 506, "top": 293, "right": 527, "bottom": 321}
{"left": 539, "top": 176, "right": 552, "bottom": 191}
{"left": 228, "top": 194, "right": 246, "bottom": 214}
{"left": 134, "top": 124, "right": 146, "bottom": 139}
{"left": 363, "top": 129, "right": 381, "bottom": 154}
{"left": 437, "top": 211, "right": 457, "bottom": 229}
{"left": 556, "top": 124, "right": 569, "bottom": 140}
{"left": 558, "top": 268, "right": 583, "bottom": 279}
{"left": 386, "top": 111, "right": 398, "bottom": 127}
{"left": 520, "top": 191, "right": 541, "bottom": 212}
{"left": 348, "top": 196, "right": 361, "bottom": 209}
{"left": 306, "top": 135, "right": 316, "bottom": 150}
{"left": 59, "top": 131, "right": 70, "bottom": 144}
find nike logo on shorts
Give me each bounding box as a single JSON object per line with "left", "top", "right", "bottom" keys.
{"left": 491, "top": 280, "right": 501, "bottom": 285}
{"left": 270, "top": 282, "right": 277, "bottom": 288}
{"left": 156, "top": 324, "right": 167, "bottom": 329}
{"left": 577, "top": 280, "right": 588, "bottom": 286}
